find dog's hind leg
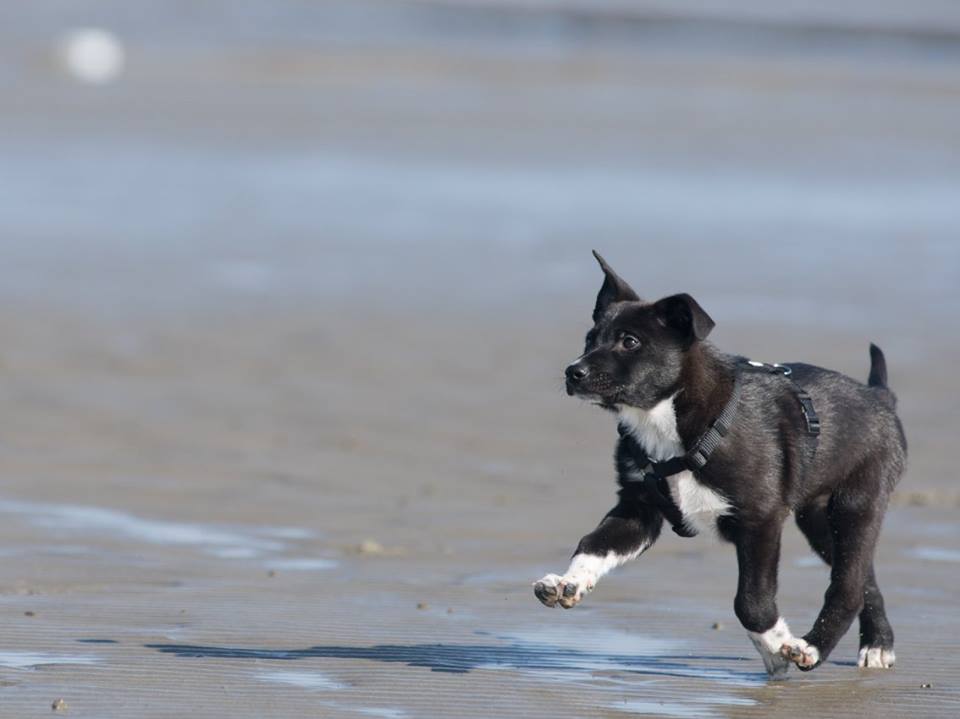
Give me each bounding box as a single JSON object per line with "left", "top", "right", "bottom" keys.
{"left": 534, "top": 495, "right": 662, "bottom": 609}
{"left": 796, "top": 495, "right": 895, "bottom": 668}
{"left": 856, "top": 565, "right": 896, "bottom": 668}
{"left": 787, "top": 478, "right": 889, "bottom": 671}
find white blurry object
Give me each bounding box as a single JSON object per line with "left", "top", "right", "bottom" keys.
{"left": 57, "top": 28, "right": 125, "bottom": 84}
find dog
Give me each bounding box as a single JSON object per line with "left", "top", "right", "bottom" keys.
{"left": 533, "top": 251, "right": 907, "bottom": 677}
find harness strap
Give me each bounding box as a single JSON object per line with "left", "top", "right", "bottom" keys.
{"left": 641, "top": 472, "right": 698, "bottom": 538}
{"left": 742, "top": 360, "right": 821, "bottom": 436}
{"left": 654, "top": 371, "right": 743, "bottom": 475}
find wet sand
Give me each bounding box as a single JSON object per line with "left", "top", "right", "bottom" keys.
{"left": 0, "top": 310, "right": 958, "bottom": 718}
{"left": 2, "top": 1, "right": 960, "bottom": 717}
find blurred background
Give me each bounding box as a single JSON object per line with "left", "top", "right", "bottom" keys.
{"left": 1, "top": 1, "right": 959, "bottom": 717}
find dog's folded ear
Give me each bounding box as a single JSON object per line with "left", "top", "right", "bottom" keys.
{"left": 654, "top": 293, "right": 715, "bottom": 344}
{"left": 592, "top": 250, "right": 639, "bottom": 321}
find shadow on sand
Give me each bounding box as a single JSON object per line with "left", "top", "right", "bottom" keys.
{"left": 145, "top": 639, "right": 768, "bottom": 683}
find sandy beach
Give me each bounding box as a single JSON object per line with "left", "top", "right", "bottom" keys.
{"left": 1, "top": 309, "right": 959, "bottom": 717}
{"left": 2, "top": 1, "right": 960, "bottom": 717}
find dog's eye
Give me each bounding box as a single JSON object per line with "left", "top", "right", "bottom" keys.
{"left": 621, "top": 334, "right": 640, "bottom": 350}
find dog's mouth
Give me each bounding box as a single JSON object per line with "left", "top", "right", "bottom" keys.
{"left": 566, "top": 374, "right": 620, "bottom": 407}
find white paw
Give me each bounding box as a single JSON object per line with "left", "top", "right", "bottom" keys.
{"left": 858, "top": 646, "right": 896, "bottom": 669}
{"left": 533, "top": 554, "right": 614, "bottom": 609}
{"left": 781, "top": 637, "right": 821, "bottom": 670}
{"left": 749, "top": 635, "right": 791, "bottom": 678}
{"left": 747, "top": 617, "right": 793, "bottom": 678}
{"left": 533, "top": 572, "right": 593, "bottom": 609}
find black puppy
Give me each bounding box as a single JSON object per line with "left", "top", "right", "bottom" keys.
{"left": 534, "top": 252, "right": 906, "bottom": 677}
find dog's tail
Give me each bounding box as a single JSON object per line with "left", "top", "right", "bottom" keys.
{"left": 868, "top": 343, "right": 889, "bottom": 389}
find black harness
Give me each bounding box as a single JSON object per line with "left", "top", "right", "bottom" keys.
{"left": 619, "top": 360, "right": 821, "bottom": 538}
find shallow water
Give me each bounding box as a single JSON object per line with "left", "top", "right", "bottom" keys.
{"left": 0, "top": 498, "right": 307, "bottom": 559}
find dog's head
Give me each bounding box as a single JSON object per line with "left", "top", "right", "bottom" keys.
{"left": 565, "top": 251, "right": 715, "bottom": 410}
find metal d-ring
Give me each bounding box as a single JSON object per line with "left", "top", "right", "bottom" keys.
{"left": 745, "top": 359, "right": 793, "bottom": 377}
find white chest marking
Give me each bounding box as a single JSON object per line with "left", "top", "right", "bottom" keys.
{"left": 618, "top": 395, "right": 732, "bottom": 534}
{"left": 618, "top": 396, "right": 683, "bottom": 462}
{"left": 665, "top": 472, "right": 732, "bottom": 534}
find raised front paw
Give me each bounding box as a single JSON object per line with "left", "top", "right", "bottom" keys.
{"left": 533, "top": 573, "right": 593, "bottom": 609}
{"left": 780, "top": 638, "right": 821, "bottom": 671}
{"left": 858, "top": 646, "right": 896, "bottom": 669}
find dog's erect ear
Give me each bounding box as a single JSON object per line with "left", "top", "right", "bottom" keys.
{"left": 592, "top": 250, "right": 639, "bottom": 321}
{"left": 653, "top": 293, "right": 715, "bottom": 343}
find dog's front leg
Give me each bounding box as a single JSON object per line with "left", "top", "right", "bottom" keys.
{"left": 534, "top": 497, "right": 663, "bottom": 609}
{"left": 733, "top": 516, "right": 813, "bottom": 678}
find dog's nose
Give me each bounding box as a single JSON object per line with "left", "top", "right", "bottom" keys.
{"left": 565, "top": 362, "right": 590, "bottom": 383}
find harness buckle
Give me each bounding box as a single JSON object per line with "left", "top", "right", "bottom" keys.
{"left": 746, "top": 359, "right": 792, "bottom": 376}
{"left": 795, "top": 391, "right": 821, "bottom": 436}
